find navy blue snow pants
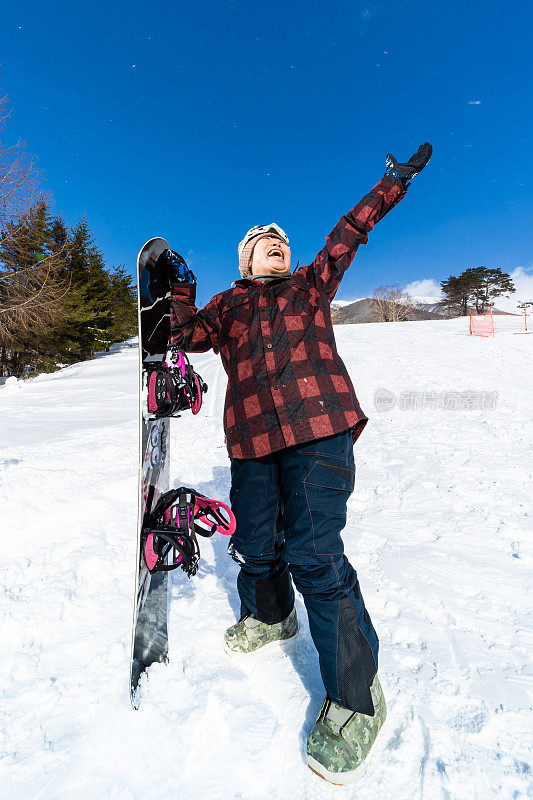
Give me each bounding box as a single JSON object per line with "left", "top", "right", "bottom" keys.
{"left": 228, "top": 429, "right": 379, "bottom": 717}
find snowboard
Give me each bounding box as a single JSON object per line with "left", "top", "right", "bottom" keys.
{"left": 130, "top": 237, "right": 172, "bottom": 708}
{"left": 130, "top": 239, "right": 233, "bottom": 709}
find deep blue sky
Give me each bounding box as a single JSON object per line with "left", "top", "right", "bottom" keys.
{"left": 1, "top": 0, "right": 531, "bottom": 305}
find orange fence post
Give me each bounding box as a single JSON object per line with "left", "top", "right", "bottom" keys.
{"left": 516, "top": 302, "right": 532, "bottom": 331}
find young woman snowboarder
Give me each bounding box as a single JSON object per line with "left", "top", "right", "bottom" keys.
{"left": 169, "top": 142, "right": 432, "bottom": 783}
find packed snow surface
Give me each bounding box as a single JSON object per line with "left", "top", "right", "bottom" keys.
{"left": 1, "top": 316, "right": 531, "bottom": 800}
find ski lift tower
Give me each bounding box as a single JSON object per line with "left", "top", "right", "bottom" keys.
{"left": 517, "top": 301, "right": 533, "bottom": 331}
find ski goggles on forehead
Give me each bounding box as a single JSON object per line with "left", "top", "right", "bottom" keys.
{"left": 238, "top": 223, "right": 289, "bottom": 255}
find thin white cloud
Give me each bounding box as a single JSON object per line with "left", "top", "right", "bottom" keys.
{"left": 468, "top": 100, "right": 481, "bottom": 105}
{"left": 404, "top": 278, "right": 443, "bottom": 300}
{"left": 494, "top": 266, "right": 533, "bottom": 312}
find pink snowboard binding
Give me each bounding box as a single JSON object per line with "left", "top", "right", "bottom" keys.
{"left": 143, "top": 487, "right": 235, "bottom": 577}
{"left": 147, "top": 347, "right": 206, "bottom": 419}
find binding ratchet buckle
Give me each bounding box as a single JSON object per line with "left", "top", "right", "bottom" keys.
{"left": 142, "top": 487, "right": 236, "bottom": 578}
{"left": 146, "top": 347, "right": 207, "bottom": 418}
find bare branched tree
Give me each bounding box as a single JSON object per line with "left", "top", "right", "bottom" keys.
{"left": 0, "top": 225, "right": 70, "bottom": 352}
{"left": 372, "top": 284, "right": 415, "bottom": 322}
{"left": 0, "top": 96, "right": 69, "bottom": 374}
{"left": 0, "top": 96, "right": 43, "bottom": 228}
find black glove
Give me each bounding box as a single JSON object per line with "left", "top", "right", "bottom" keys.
{"left": 385, "top": 142, "right": 432, "bottom": 187}
{"left": 160, "top": 248, "right": 196, "bottom": 285}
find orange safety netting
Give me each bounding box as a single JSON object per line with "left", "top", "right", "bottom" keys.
{"left": 469, "top": 307, "right": 495, "bottom": 337}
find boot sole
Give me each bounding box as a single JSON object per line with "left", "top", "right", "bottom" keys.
{"left": 223, "top": 629, "right": 298, "bottom": 659}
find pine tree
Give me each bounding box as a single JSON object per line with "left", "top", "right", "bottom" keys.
{"left": 0, "top": 202, "right": 69, "bottom": 376}
{"left": 463, "top": 266, "right": 515, "bottom": 313}
{"left": 440, "top": 267, "right": 515, "bottom": 316}
{"left": 1, "top": 202, "right": 138, "bottom": 375}
{"left": 439, "top": 274, "right": 470, "bottom": 316}
{"left": 107, "top": 265, "right": 138, "bottom": 344}
{"left": 52, "top": 218, "right": 114, "bottom": 361}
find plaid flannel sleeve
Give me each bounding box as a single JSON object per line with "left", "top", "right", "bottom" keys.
{"left": 170, "top": 283, "right": 221, "bottom": 354}
{"left": 296, "top": 176, "right": 406, "bottom": 301}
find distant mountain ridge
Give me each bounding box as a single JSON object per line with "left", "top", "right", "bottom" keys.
{"left": 330, "top": 297, "right": 517, "bottom": 324}
{"left": 330, "top": 297, "right": 443, "bottom": 324}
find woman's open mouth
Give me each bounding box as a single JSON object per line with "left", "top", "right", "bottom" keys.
{"left": 267, "top": 246, "right": 284, "bottom": 262}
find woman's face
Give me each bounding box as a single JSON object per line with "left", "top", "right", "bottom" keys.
{"left": 251, "top": 235, "right": 291, "bottom": 275}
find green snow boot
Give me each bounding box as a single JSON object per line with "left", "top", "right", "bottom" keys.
{"left": 223, "top": 608, "right": 298, "bottom": 655}
{"left": 307, "top": 675, "right": 387, "bottom": 785}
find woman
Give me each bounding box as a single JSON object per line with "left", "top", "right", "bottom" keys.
{"left": 169, "top": 142, "right": 432, "bottom": 783}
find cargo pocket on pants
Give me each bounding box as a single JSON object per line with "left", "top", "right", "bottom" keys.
{"left": 303, "top": 459, "right": 355, "bottom": 560}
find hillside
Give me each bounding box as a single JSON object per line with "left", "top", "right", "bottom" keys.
{"left": 330, "top": 297, "right": 520, "bottom": 325}
{"left": 0, "top": 316, "right": 531, "bottom": 800}
{"left": 331, "top": 297, "right": 443, "bottom": 324}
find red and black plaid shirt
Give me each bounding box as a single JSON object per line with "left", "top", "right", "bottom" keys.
{"left": 170, "top": 176, "right": 406, "bottom": 459}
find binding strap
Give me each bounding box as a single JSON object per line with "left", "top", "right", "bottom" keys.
{"left": 142, "top": 487, "right": 235, "bottom": 577}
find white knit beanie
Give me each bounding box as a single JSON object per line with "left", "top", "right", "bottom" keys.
{"left": 237, "top": 233, "right": 272, "bottom": 278}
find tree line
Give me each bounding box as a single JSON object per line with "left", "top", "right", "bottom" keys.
{"left": 371, "top": 266, "right": 516, "bottom": 323}
{"left": 0, "top": 97, "right": 136, "bottom": 378}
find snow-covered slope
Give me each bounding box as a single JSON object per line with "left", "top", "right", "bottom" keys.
{"left": 1, "top": 317, "right": 531, "bottom": 800}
